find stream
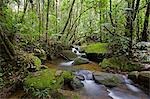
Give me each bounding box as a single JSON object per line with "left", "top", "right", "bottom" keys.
{"left": 8, "top": 47, "right": 150, "bottom": 99}
{"left": 75, "top": 69, "right": 149, "bottom": 99}
{"left": 56, "top": 47, "right": 150, "bottom": 99}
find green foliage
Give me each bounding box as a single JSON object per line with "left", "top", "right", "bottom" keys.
{"left": 18, "top": 53, "right": 41, "bottom": 70}
{"left": 108, "top": 36, "right": 129, "bottom": 55}
{"left": 0, "top": 72, "right": 4, "bottom": 88}
{"left": 100, "top": 56, "right": 141, "bottom": 71}
{"left": 33, "top": 56, "right": 42, "bottom": 70}
{"left": 24, "top": 86, "right": 50, "bottom": 99}
{"left": 84, "top": 43, "right": 109, "bottom": 53}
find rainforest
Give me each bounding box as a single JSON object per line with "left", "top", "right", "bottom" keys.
{"left": 0, "top": 0, "right": 150, "bottom": 99}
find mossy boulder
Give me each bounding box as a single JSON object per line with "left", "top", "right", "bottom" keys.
{"left": 24, "top": 69, "right": 74, "bottom": 89}
{"left": 93, "top": 72, "right": 124, "bottom": 87}
{"left": 73, "top": 57, "right": 89, "bottom": 65}
{"left": 61, "top": 50, "right": 77, "bottom": 60}
{"left": 128, "top": 71, "right": 150, "bottom": 94}
{"left": 100, "top": 56, "right": 141, "bottom": 71}
{"left": 82, "top": 43, "right": 109, "bottom": 62}
{"left": 71, "top": 77, "right": 84, "bottom": 90}
{"left": 138, "top": 71, "right": 150, "bottom": 88}
{"left": 62, "top": 71, "right": 74, "bottom": 81}
{"left": 83, "top": 43, "right": 109, "bottom": 54}
{"left": 24, "top": 69, "right": 64, "bottom": 90}
{"left": 128, "top": 71, "right": 139, "bottom": 82}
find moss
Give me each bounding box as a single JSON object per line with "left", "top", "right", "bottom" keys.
{"left": 83, "top": 43, "right": 109, "bottom": 53}
{"left": 100, "top": 56, "right": 141, "bottom": 71}
{"left": 32, "top": 56, "right": 41, "bottom": 70}
{"left": 24, "top": 69, "right": 64, "bottom": 90}
{"left": 62, "top": 71, "right": 74, "bottom": 81}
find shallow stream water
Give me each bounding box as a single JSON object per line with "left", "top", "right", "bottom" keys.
{"left": 8, "top": 53, "right": 150, "bottom": 99}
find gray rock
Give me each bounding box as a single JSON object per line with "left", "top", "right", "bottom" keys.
{"left": 135, "top": 42, "right": 150, "bottom": 50}
{"left": 61, "top": 50, "right": 77, "bottom": 60}
{"left": 73, "top": 57, "right": 89, "bottom": 65}
{"left": 71, "top": 77, "right": 84, "bottom": 90}
{"left": 128, "top": 71, "right": 139, "bottom": 83}
{"left": 132, "top": 42, "right": 150, "bottom": 63}
{"left": 76, "top": 70, "right": 93, "bottom": 80}
{"left": 138, "top": 71, "right": 150, "bottom": 88}
{"left": 93, "top": 72, "right": 124, "bottom": 87}
{"left": 76, "top": 75, "right": 85, "bottom": 81}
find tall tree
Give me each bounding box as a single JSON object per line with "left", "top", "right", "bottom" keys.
{"left": 141, "top": 1, "right": 150, "bottom": 41}
{"left": 45, "top": 0, "right": 50, "bottom": 42}
{"left": 59, "top": 0, "right": 76, "bottom": 39}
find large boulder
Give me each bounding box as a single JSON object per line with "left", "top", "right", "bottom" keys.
{"left": 24, "top": 69, "right": 64, "bottom": 90}
{"left": 128, "top": 71, "right": 139, "bottom": 83}
{"left": 70, "top": 77, "right": 84, "bottom": 90}
{"left": 93, "top": 72, "right": 124, "bottom": 87}
{"left": 134, "top": 42, "right": 150, "bottom": 50}
{"left": 133, "top": 42, "right": 150, "bottom": 63}
{"left": 61, "top": 50, "right": 77, "bottom": 60}
{"left": 73, "top": 57, "right": 89, "bottom": 65}
{"left": 100, "top": 56, "right": 141, "bottom": 71}
{"left": 82, "top": 43, "right": 109, "bottom": 62}
{"left": 128, "top": 71, "right": 150, "bottom": 94}
{"left": 138, "top": 71, "right": 150, "bottom": 88}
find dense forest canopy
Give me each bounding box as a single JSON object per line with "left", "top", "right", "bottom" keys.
{"left": 0, "top": 0, "right": 150, "bottom": 99}
{"left": 3, "top": 0, "right": 150, "bottom": 44}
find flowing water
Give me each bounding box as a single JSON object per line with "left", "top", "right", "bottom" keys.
{"left": 8, "top": 47, "right": 150, "bottom": 99}
{"left": 75, "top": 70, "right": 150, "bottom": 99}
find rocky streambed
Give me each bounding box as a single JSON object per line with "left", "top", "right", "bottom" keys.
{"left": 8, "top": 42, "right": 150, "bottom": 99}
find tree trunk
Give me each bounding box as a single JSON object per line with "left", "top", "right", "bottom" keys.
{"left": 141, "top": 2, "right": 150, "bottom": 41}
{"left": 20, "top": 0, "right": 28, "bottom": 23}
{"left": 59, "top": 0, "right": 76, "bottom": 39}
{"left": 125, "top": 1, "right": 135, "bottom": 56}
{"left": 38, "top": 0, "right": 41, "bottom": 40}
{"left": 55, "top": 0, "right": 58, "bottom": 34}
{"left": 109, "top": 0, "right": 115, "bottom": 27}
{"left": 45, "top": 0, "right": 50, "bottom": 42}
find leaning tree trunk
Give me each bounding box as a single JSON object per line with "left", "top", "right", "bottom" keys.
{"left": 141, "top": 2, "right": 150, "bottom": 42}
{"left": 0, "top": 0, "right": 15, "bottom": 60}
{"left": 59, "top": 0, "right": 76, "bottom": 40}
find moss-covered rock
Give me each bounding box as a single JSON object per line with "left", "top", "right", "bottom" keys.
{"left": 93, "top": 72, "right": 124, "bottom": 87}
{"left": 24, "top": 69, "right": 64, "bottom": 90}
{"left": 128, "top": 71, "right": 150, "bottom": 94}
{"left": 62, "top": 71, "right": 74, "bottom": 81}
{"left": 138, "top": 71, "right": 150, "bottom": 88}
{"left": 71, "top": 77, "right": 84, "bottom": 90}
{"left": 61, "top": 50, "right": 77, "bottom": 60}
{"left": 23, "top": 69, "right": 75, "bottom": 98}
{"left": 82, "top": 43, "right": 109, "bottom": 62}
{"left": 100, "top": 56, "right": 141, "bottom": 71}
{"left": 128, "top": 71, "right": 139, "bottom": 82}
{"left": 73, "top": 57, "right": 89, "bottom": 65}
{"left": 83, "top": 43, "right": 109, "bottom": 54}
